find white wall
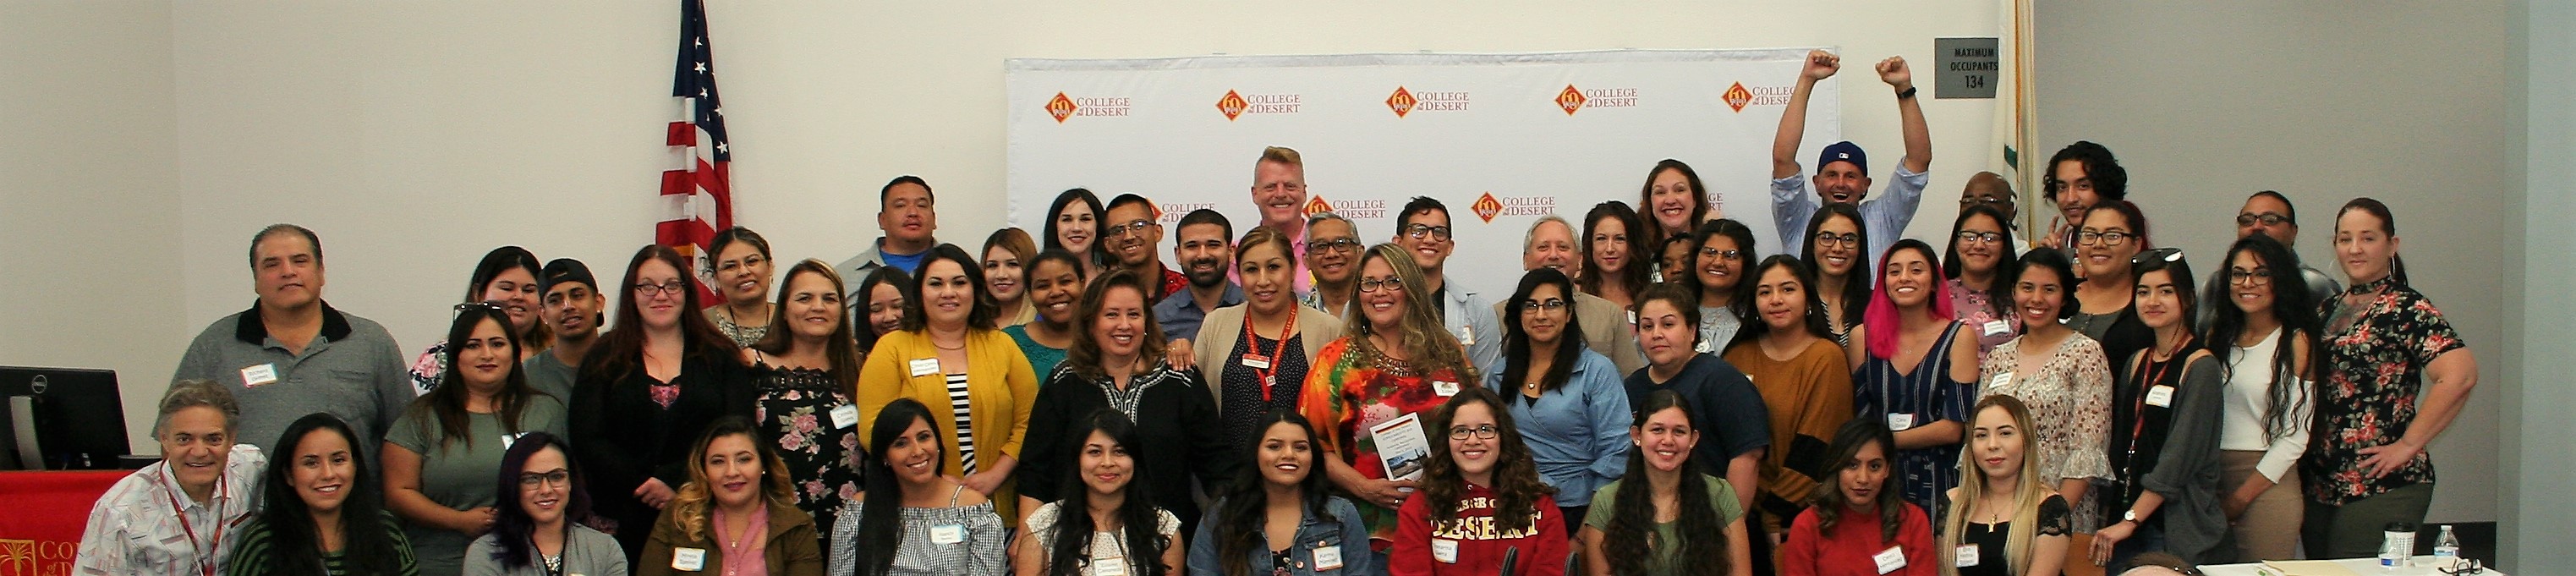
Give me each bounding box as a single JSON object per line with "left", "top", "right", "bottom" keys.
{"left": 2504, "top": 1, "right": 2571, "bottom": 571}
{"left": 0, "top": 0, "right": 181, "bottom": 453}
{"left": 2034, "top": 1, "right": 2511, "bottom": 524}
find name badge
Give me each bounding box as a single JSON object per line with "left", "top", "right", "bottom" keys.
{"left": 1433, "top": 381, "right": 1461, "bottom": 397}
{"left": 240, "top": 364, "right": 279, "bottom": 388}
{"left": 1887, "top": 413, "right": 1916, "bottom": 431}
{"left": 1431, "top": 538, "right": 1459, "bottom": 564}
{"left": 1312, "top": 544, "right": 1345, "bottom": 571}
{"left": 1874, "top": 546, "right": 1908, "bottom": 574}
{"left": 1954, "top": 544, "right": 1980, "bottom": 568}
{"left": 1455, "top": 326, "right": 1476, "bottom": 346}
{"left": 1094, "top": 557, "right": 1129, "bottom": 576}
{"left": 1989, "top": 371, "right": 2014, "bottom": 387}
{"left": 671, "top": 547, "right": 707, "bottom": 571}
{"left": 830, "top": 404, "right": 861, "bottom": 430}
{"left": 929, "top": 524, "right": 965, "bottom": 545}
{"left": 1982, "top": 320, "right": 2013, "bottom": 337}
{"left": 908, "top": 358, "right": 940, "bottom": 377}
{"left": 2146, "top": 385, "right": 2176, "bottom": 408}
{"left": 501, "top": 432, "right": 526, "bottom": 450}
{"left": 1240, "top": 355, "right": 1272, "bottom": 370}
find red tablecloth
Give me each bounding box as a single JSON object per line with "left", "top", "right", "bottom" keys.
{"left": 0, "top": 470, "right": 129, "bottom": 576}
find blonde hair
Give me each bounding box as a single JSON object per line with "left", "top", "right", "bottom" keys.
{"left": 1348, "top": 243, "right": 1475, "bottom": 381}
{"left": 1259, "top": 146, "right": 1303, "bottom": 169}
{"left": 1941, "top": 394, "right": 2052, "bottom": 576}
{"left": 667, "top": 417, "right": 801, "bottom": 542}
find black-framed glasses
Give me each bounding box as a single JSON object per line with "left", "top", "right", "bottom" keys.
{"left": 2131, "top": 248, "right": 2185, "bottom": 268}
{"left": 1519, "top": 299, "right": 1569, "bottom": 311}
{"left": 2228, "top": 268, "right": 2274, "bottom": 286}
{"left": 1812, "top": 232, "right": 1860, "bottom": 249}
{"left": 1447, "top": 425, "right": 1499, "bottom": 440}
{"left": 1306, "top": 237, "right": 1362, "bottom": 255}
{"left": 518, "top": 469, "right": 572, "bottom": 487}
{"left": 1357, "top": 277, "right": 1406, "bottom": 293}
{"left": 1698, "top": 247, "right": 1743, "bottom": 261}
{"left": 1955, "top": 231, "right": 2003, "bottom": 244}
{"left": 1403, "top": 224, "right": 1452, "bottom": 241}
{"left": 633, "top": 280, "right": 690, "bottom": 296}
{"left": 2075, "top": 230, "right": 2134, "bottom": 246}
{"left": 2440, "top": 559, "right": 2485, "bottom": 576}
{"left": 2235, "top": 212, "right": 2291, "bottom": 227}
{"left": 1104, "top": 218, "right": 1158, "bottom": 239}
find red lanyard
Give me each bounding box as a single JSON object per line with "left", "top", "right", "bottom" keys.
{"left": 161, "top": 474, "right": 227, "bottom": 576}
{"left": 1244, "top": 311, "right": 1298, "bottom": 402}
{"left": 2123, "top": 341, "right": 2186, "bottom": 476}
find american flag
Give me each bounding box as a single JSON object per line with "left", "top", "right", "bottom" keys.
{"left": 659, "top": 0, "right": 732, "bottom": 299}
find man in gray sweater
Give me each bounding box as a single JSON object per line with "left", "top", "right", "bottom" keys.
{"left": 172, "top": 224, "right": 412, "bottom": 465}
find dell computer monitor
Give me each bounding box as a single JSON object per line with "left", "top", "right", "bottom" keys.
{"left": 0, "top": 366, "right": 131, "bottom": 470}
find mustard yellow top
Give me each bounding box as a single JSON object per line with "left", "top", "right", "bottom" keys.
{"left": 856, "top": 327, "right": 1039, "bottom": 519}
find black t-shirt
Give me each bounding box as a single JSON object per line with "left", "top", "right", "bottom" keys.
{"left": 1623, "top": 354, "right": 1773, "bottom": 476}
{"left": 1959, "top": 493, "right": 2071, "bottom": 576}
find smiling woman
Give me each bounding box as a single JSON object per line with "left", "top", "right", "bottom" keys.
{"left": 641, "top": 416, "right": 825, "bottom": 576}
{"left": 1017, "top": 269, "right": 1240, "bottom": 540}
{"left": 226, "top": 414, "right": 419, "bottom": 576}
{"left": 411, "top": 245, "right": 550, "bottom": 397}
{"left": 384, "top": 305, "right": 570, "bottom": 576}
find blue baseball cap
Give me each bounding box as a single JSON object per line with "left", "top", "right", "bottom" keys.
{"left": 1818, "top": 141, "right": 1868, "bottom": 174}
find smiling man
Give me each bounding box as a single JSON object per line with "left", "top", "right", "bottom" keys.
{"left": 1154, "top": 209, "right": 1243, "bottom": 342}
{"left": 1769, "top": 50, "right": 1933, "bottom": 263}
{"left": 1395, "top": 196, "right": 1503, "bottom": 377}
{"left": 1498, "top": 215, "right": 1647, "bottom": 374}
{"left": 173, "top": 224, "right": 412, "bottom": 462}
{"left": 1105, "top": 193, "right": 1188, "bottom": 300}
{"left": 522, "top": 258, "right": 602, "bottom": 401}
{"left": 837, "top": 175, "right": 940, "bottom": 286}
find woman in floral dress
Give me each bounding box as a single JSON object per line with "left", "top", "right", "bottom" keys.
{"left": 743, "top": 259, "right": 865, "bottom": 549}
{"left": 1299, "top": 243, "right": 1479, "bottom": 572}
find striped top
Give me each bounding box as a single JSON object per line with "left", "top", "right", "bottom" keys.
{"left": 1852, "top": 321, "right": 1976, "bottom": 518}
{"left": 947, "top": 371, "right": 978, "bottom": 475}
{"left": 222, "top": 512, "right": 419, "bottom": 576}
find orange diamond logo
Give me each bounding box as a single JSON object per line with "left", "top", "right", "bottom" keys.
{"left": 1045, "top": 92, "right": 1078, "bottom": 123}
{"left": 1302, "top": 195, "right": 1333, "bottom": 217}
{"left": 1472, "top": 192, "right": 1504, "bottom": 222}
{"left": 1387, "top": 86, "right": 1418, "bottom": 118}
{"left": 1555, "top": 85, "right": 1586, "bottom": 115}
{"left": 1216, "top": 91, "right": 1249, "bottom": 121}
{"left": 1723, "top": 82, "right": 1753, "bottom": 112}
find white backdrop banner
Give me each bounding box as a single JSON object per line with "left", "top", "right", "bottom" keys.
{"left": 1005, "top": 49, "right": 1839, "bottom": 300}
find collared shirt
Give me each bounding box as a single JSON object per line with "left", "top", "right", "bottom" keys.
{"left": 1150, "top": 262, "right": 1188, "bottom": 302}
{"left": 836, "top": 237, "right": 936, "bottom": 299}
{"left": 1482, "top": 348, "right": 1632, "bottom": 507}
{"left": 1153, "top": 283, "right": 1243, "bottom": 343}
{"left": 171, "top": 302, "right": 413, "bottom": 459}
{"left": 1435, "top": 282, "right": 1504, "bottom": 379}
{"left": 1770, "top": 163, "right": 1932, "bottom": 272}
{"left": 76, "top": 444, "right": 268, "bottom": 576}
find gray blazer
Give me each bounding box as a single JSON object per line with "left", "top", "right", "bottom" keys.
{"left": 463, "top": 524, "right": 630, "bottom": 576}
{"left": 1193, "top": 304, "right": 1347, "bottom": 412}
{"left": 2138, "top": 354, "right": 2230, "bottom": 565}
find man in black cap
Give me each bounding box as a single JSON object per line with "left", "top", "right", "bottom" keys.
{"left": 1769, "top": 49, "right": 1933, "bottom": 264}
{"left": 523, "top": 258, "right": 602, "bottom": 400}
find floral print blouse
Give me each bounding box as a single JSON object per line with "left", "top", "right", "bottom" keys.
{"left": 751, "top": 364, "right": 862, "bottom": 546}
{"left": 1981, "top": 333, "right": 2115, "bottom": 532}
{"left": 2303, "top": 276, "right": 2466, "bottom": 505}
{"left": 1296, "top": 336, "right": 1468, "bottom": 547}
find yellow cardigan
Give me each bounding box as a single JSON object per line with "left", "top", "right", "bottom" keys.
{"left": 855, "top": 328, "right": 1039, "bottom": 518}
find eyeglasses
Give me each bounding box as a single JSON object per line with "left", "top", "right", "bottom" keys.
{"left": 518, "top": 469, "right": 572, "bottom": 488}
{"left": 1812, "top": 232, "right": 1860, "bottom": 249}
{"left": 712, "top": 254, "right": 767, "bottom": 274}
{"left": 1104, "top": 219, "right": 1158, "bottom": 239}
{"left": 1954, "top": 231, "right": 2003, "bottom": 244}
{"left": 1306, "top": 237, "right": 1362, "bottom": 255}
{"left": 2235, "top": 212, "right": 2291, "bottom": 227}
{"left": 2131, "top": 248, "right": 2186, "bottom": 268}
{"left": 1448, "top": 425, "right": 1499, "bottom": 440}
{"left": 633, "top": 280, "right": 691, "bottom": 296}
{"left": 1960, "top": 196, "right": 2010, "bottom": 207}
{"left": 1403, "top": 224, "right": 1452, "bottom": 241}
{"left": 1357, "top": 277, "right": 1406, "bottom": 293}
{"left": 2228, "top": 268, "right": 2273, "bottom": 286}
{"left": 2075, "top": 230, "right": 2134, "bottom": 246}
{"left": 1698, "top": 247, "right": 1743, "bottom": 261}
{"left": 1520, "top": 299, "right": 1569, "bottom": 311}
{"left": 2440, "top": 559, "right": 2486, "bottom": 576}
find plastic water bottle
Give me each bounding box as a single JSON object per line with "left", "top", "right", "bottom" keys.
{"left": 2433, "top": 524, "right": 2462, "bottom": 566}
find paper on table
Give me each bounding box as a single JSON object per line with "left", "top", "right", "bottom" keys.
{"left": 2260, "top": 560, "right": 2364, "bottom": 576}
{"left": 1367, "top": 412, "right": 1432, "bottom": 482}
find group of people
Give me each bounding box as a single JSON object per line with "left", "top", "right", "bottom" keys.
{"left": 74, "top": 50, "right": 2475, "bottom": 576}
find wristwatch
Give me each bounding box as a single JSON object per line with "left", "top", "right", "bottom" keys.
{"left": 2122, "top": 509, "right": 2141, "bottom": 524}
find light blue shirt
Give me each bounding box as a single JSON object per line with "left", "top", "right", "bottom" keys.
{"left": 1437, "top": 283, "right": 1504, "bottom": 379}
{"left": 1770, "top": 163, "right": 1932, "bottom": 272}
{"left": 1482, "top": 348, "right": 1632, "bottom": 507}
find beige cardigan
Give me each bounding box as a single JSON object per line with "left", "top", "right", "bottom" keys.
{"left": 1192, "top": 303, "right": 1347, "bottom": 412}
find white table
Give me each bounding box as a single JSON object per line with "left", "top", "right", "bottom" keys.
{"left": 2198, "top": 557, "right": 2498, "bottom": 576}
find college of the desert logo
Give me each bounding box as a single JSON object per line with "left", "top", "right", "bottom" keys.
{"left": 1724, "top": 82, "right": 1754, "bottom": 112}
{"left": 1557, "top": 84, "right": 1640, "bottom": 115}
{"left": 1389, "top": 86, "right": 1469, "bottom": 118}
{"left": 1217, "top": 91, "right": 1301, "bottom": 121}
{"left": 1045, "top": 93, "right": 1078, "bottom": 123}
{"left": 1046, "top": 92, "right": 1129, "bottom": 123}
{"left": 1387, "top": 87, "right": 1418, "bottom": 118}
{"left": 1554, "top": 85, "right": 1587, "bottom": 115}
{"left": 1302, "top": 195, "right": 1334, "bottom": 217}
{"left": 1472, "top": 193, "right": 1504, "bottom": 222}
{"left": 0, "top": 539, "right": 36, "bottom": 576}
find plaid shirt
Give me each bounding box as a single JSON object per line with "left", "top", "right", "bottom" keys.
{"left": 75, "top": 444, "right": 267, "bottom": 576}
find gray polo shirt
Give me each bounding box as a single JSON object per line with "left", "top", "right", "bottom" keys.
{"left": 172, "top": 302, "right": 413, "bottom": 464}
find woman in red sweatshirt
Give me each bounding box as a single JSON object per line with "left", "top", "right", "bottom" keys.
{"left": 1782, "top": 419, "right": 1939, "bottom": 576}
{"left": 1391, "top": 386, "right": 1570, "bottom": 575}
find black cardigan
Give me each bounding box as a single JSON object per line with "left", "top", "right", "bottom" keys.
{"left": 1018, "top": 361, "right": 1241, "bottom": 534}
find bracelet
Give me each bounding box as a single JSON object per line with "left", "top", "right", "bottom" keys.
{"left": 1896, "top": 86, "right": 1919, "bottom": 100}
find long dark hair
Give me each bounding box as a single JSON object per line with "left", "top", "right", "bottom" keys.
{"left": 1044, "top": 409, "right": 1170, "bottom": 576}
{"left": 1695, "top": 218, "right": 1760, "bottom": 319}
{"left": 2336, "top": 197, "right": 2410, "bottom": 286}
{"left": 851, "top": 266, "right": 916, "bottom": 353}
{"left": 2130, "top": 249, "right": 2200, "bottom": 336}
{"left": 255, "top": 414, "right": 404, "bottom": 576}
{"left": 1044, "top": 188, "right": 1110, "bottom": 267}
{"left": 412, "top": 306, "right": 538, "bottom": 451}
{"left": 1501, "top": 267, "right": 1588, "bottom": 396}
{"left": 856, "top": 398, "right": 943, "bottom": 576}
{"left": 752, "top": 260, "right": 861, "bottom": 398}
{"left": 487, "top": 432, "right": 593, "bottom": 570}
{"left": 1604, "top": 391, "right": 1728, "bottom": 576}
{"left": 1420, "top": 387, "right": 1554, "bottom": 532}
{"left": 1065, "top": 269, "right": 1170, "bottom": 381}
{"left": 1579, "top": 200, "right": 1652, "bottom": 300}
{"left": 579, "top": 244, "right": 739, "bottom": 386}
{"left": 1800, "top": 202, "right": 1872, "bottom": 329}
{"left": 902, "top": 244, "right": 1000, "bottom": 332}
{"left": 1210, "top": 411, "right": 1336, "bottom": 576}
{"left": 2201, "top": 234, "right": 2322, "bottom": 442}
{"left": 464, "top": 245, "right": 552, "bottom": 349}
{"left": 1727, "top": 255, "right": 1833, "bottom": 352}
{"left": 1943, "top": 204, "right": 2020, "bottom": 306}
{"left": 1807, "top": 418, "right": 1905, "bottom": 545}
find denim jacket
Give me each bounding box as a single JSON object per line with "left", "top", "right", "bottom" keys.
{"left": 1187, "top": 496, "right": 1373, "bottom": 576}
